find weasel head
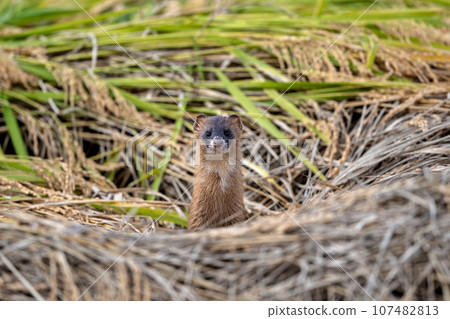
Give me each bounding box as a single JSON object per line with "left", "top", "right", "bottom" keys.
{"left": 194, "top": 114, "right": 242, "bottom": 159}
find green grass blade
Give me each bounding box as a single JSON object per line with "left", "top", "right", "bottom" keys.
{"left": 366, "top": 36, "right": 378, "bottom": 70}
{"left": 148, "top": 96, "right": 187, "bottom": 200}
{"left": 314, "top": 0, "right": 327, "bottom": 17}
{"left": 90, "top": 203, "right": 187, "bottom": 227}
{"left": 0, "top": 157, "right": 36, "bottom": 174}
{"left": 1, "top": 94, "right": 28, "bottom": 159}
{"left": 192, "top": 37, "right": 205, "bottom": 81}
{"left": 215, "top": 70, "right": 326, "bottom": 181}
{"left": 264, "top": 89, "right": 331, "bottom": 144}
{"left": 229, "top": 48, "right": 330, "bottom": 144}
{"left": 230, "top": 48, "right": 289, "bottom": 82}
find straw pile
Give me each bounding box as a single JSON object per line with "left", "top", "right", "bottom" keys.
{"left": 1, "top": 96, "right": 449, "bottom": 300}
{"left": 1, "top": 0, "right": 450, "bottom": 301}
{"left": 1, "top": 171, "right": 449, "bottom": 301}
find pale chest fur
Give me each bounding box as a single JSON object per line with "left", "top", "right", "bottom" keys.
{"left": 189, "top": 162, "right": 244, "bottom": 230}
{"left": 201, "top": 162, "right": 237, "bottom": 192}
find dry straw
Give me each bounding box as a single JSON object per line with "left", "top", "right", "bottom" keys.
{"left": 1, "top": 93, "right": 449, "bottom": 299}
{"left": 0, "top": 171, "right": 449, "bottom": 301}
{"left": 1, "top": 0, "right": 450, "bottom": 301}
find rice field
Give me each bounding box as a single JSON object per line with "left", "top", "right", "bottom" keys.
{"left": 0, "top": 0, "right": 449, "bottom": 300}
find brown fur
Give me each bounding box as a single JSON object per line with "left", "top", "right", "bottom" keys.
{"left": 188, "top": 115, "right": 245, "bottom": 231}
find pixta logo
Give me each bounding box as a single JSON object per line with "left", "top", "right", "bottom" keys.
{"left": 126, "top": 129, "right": 171, "bottom": 173}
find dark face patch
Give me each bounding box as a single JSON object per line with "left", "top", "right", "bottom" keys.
{"left": 199, "top": 116, "right": 239, "bottom": 146}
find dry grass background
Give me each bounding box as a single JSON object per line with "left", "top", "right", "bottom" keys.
{"left": 0, "top": 0, "right": 449, "bottom": 300}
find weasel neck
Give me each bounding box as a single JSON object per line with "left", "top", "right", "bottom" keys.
{"left": 195, "top": 151, "right": 242, "bottom": 193}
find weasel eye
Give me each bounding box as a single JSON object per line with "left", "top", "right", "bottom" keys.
{"left": 205, "top": 131, "right": 211, "bottom": 137}
{"left": 224, "top": 130, "right": 231, "bottom": 137}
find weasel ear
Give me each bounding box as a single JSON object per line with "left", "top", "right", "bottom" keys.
{"left": 194, "top": 114, "right": 207, "bottom": 131}
{"left": 228, "top": 114, "right": 242, "bottom": 131}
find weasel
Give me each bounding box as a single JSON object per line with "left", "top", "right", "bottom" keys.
{"left": 187, "top": 114, "right": 245, "bottom": 231}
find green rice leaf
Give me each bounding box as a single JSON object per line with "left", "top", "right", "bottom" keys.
{"left": 1, "top": 94, "right": 29, "bottom": 159}
{"left": 148, "top": 95, "right": 187, "bottom": 200}
{"left": 215, "top": 70, "right": 326, "bottom": 181}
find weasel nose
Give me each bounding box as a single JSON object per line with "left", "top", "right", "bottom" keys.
{"left": 212, "top": 137, "right": 224, "bottom": 146}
